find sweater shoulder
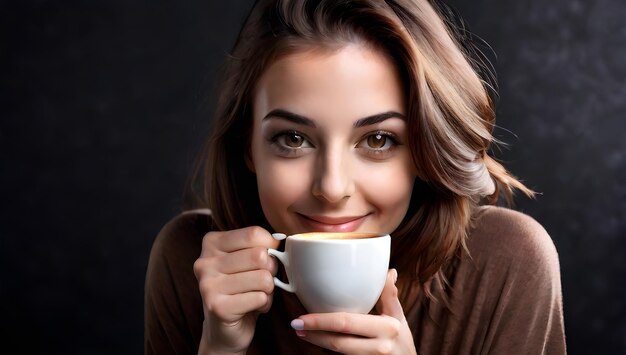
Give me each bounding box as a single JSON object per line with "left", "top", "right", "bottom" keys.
{"left": 468, "top": 206, "right": 560, "bottom": 273}
{"left": 150, "top": 209, "right": 212, "bottom": 260}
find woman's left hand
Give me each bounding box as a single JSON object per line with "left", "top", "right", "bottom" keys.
{"left": 291, "top": 269, "right": 417, "bottom": 355}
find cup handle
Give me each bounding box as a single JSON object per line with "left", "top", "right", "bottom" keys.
{"left": 267, "top": 249, "right": 296, "bottom": 293}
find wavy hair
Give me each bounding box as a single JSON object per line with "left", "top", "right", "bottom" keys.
{"left": 188, "top": 0, "right": 534, "bottom": 305}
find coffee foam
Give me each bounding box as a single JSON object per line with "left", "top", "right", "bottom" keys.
{"left": 294, "top": 232, "right": 381, "bottom": 240}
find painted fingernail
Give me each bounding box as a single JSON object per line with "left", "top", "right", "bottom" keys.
{"left": 290, "top": 319, "right": 304, "bottom": 330}
{"left": 272, "top": 233, "right": 287, "bottom": 240}
{"left": 295, "top": 329, "right": 306, "bottom": 337}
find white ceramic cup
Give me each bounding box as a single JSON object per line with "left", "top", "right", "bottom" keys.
{"left": 267, "top": 232, "right": 390, "bottom": 314}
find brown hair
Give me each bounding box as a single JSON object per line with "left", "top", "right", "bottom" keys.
{"left": 188, "top": 0, "right": 533, "bottom": 305}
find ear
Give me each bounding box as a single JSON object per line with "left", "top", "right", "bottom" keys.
{"left": 245, "top": 145, "right": 256, "bottom": 173}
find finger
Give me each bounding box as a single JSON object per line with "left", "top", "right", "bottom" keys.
{"left": 293, "top": 330, "right": 393, "bottom": 355}
{"left": 375, "top": 269, "right": 405, "bottom": 321}
{"left": 218, "top": 269, "right": 275, "bottom": 295}
{"left": 202, "top": 226, "right": 279, "bottom": 255}
{"left": 294, "top": 312, "right": 401, "bottom": 339}
{"left": 258, "top": 291, "right": 275, "bottom": 314}
{"left": 208, "top": 292, "right": 271, "bottom": 323}
{"left": 216, "top": 247, "right": 278, "bottom": 275}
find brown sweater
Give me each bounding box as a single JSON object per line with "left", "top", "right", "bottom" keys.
{"left": 144, "top": 206, "right": 566, "bottom": 354}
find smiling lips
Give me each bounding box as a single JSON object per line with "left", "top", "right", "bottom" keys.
{"left": 297, "top": 213, "right": 369, "bottom": 232}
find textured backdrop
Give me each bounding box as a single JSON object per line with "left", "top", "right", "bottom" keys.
{"left": 2, "top": 0, "right": 624, "bottom": 353}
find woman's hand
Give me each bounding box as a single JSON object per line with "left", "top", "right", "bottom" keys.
{"left": 193, "top": 227, "right": 280, "bottom": 355}
{"left": 291, "top": 269, "right": 416, "bottom": 355}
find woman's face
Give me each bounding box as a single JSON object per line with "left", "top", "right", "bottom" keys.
{"left": 250, "top": 44, "right": 416, "bottom": 235}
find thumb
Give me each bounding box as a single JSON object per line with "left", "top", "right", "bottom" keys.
{"left": 375, "top": 269, "right": 405, "bottom": 321}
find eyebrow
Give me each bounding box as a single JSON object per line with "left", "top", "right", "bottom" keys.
{"left": 353, "top": 111, "right": 406, "bottom": 128}
{"left": 263, "top": 109, "right": 316, "bottom": 127}
{"left": 262, "top": 109, "right": 405, "bottom": 128}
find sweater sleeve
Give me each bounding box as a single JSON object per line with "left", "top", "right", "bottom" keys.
{"left": 144, "top": 211, "right": 210, "bottom": 354}
{"left": 473, "top": 208, "right": 567, "bottom": 354}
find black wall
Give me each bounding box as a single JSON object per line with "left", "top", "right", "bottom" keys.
{"left": 2, "top": 1, "right": 624, "bottom": 354}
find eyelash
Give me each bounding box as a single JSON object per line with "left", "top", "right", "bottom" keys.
{"left": 356, "top": 130, "right": 400, "bottom": 159}
{"left": 268, "top": 130, "right": 401, "bottom": 159}
{"left": 269, "top": 130, "right": 313, "bottom": 157}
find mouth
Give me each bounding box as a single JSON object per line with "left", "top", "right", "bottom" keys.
{"left": 296, "top": 213, "right": 370, "bottom": 233}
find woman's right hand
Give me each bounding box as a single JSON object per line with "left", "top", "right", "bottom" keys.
{"left": 193, "top": 226, "right": 280, "bottom": 355}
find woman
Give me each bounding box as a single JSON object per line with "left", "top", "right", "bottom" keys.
{"left": 145, "top": 0, "right": 566, "bottom": 354}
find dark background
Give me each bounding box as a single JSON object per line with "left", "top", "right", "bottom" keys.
{"left": 2, "top": 0, "right": 624, "bottom": 354}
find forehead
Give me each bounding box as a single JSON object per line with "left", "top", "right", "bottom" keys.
{"left": 253, "top": 44, "right": 405, "bottom": 121}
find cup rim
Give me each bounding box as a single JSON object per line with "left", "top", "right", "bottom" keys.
{"left": 288, "top": 233, "right": 390, "bottom": 242}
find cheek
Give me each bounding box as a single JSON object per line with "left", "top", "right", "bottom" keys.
{"left": 254, "top": 158, "right": 312, "bottom": 220}
{"left": 250, "top": 134, "right": 299, "bottom": 220}
{"left": 357, "top": 159, "right": 415, "bottom": 223}
{"left": 368, "top": 170, "right": 413, "bottom": 206}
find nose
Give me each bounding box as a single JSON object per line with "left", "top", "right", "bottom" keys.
{"left": 311, "top": 146, "right": 355, "bottom": 203}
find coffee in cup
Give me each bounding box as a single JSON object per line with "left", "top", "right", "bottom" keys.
{"left": 267, "top": 232, "right": 390, "bottom": 314}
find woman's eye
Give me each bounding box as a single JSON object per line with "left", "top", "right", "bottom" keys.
{"left": 282, "top": 132, "right": 305, "bottom": 148}
{"left": 360, "top": 132, "right": 397, "bottom": 150}
{"left": 269, "top": 130, "right": 313, "bottom": 156}
{"left": 356, "top": 131, "right": 399, "bottom": 159}
{"left": 366, "top": 134, "right": 389, "bottom": 149}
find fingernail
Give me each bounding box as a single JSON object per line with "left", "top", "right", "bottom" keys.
{"left": 290, "top": 319, "right": 304, "bottom": 330}
{"left": 295, "top": 329, "right": 306, "bottom": 337}
{"left": 392, "top": 269, "right": 398, "bottom": 284}
{"left": 272, "top": 233, "right": 287, "bottom": 240}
